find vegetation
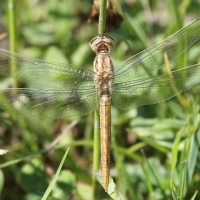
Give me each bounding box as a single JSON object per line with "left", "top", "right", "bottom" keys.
{"left": 0, "top": 0, "right": 200, "bottom": 199}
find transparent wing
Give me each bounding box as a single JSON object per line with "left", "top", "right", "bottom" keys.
{"left": 114, "top": 19, "right": 200, "bottom": 82}
{"left": 0, "top": 49, "right": 98, "bottom": 118}
{"left": 0, "top": 49, "right": 94, "bottom": 89}
{"left": 112, "top": 64, "right": 200, "bottom": 109}
{"left": 0, "top": 88, "right": 98, "bottom": 119}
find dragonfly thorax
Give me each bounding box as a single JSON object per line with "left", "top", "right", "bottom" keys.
{"left": 91, "top": 36, "right": 114, "bottom": 96}
{"left": 93, "top": 51, "right": 114, "bottom": 98}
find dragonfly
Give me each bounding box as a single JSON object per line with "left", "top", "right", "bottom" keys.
{"left": 0, "top": 19, "right": 200, "bottom": 191}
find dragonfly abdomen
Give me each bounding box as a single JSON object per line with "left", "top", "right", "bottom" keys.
{"left": 99, "top": 97, "right": 111, "bottom": 191}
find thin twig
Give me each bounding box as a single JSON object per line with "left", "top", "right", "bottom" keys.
{"left": 47, "top": 120, "right": 78, "bottom": 151}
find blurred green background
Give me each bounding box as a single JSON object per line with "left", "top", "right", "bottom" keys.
{"left": 0, "top": 0, "right": 200, "bottom": 199}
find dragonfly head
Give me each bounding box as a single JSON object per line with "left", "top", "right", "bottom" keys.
{"left": 90, "top": 35, "right": 114, "bottom": 53}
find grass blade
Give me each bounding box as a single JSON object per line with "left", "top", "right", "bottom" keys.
{"left": 41, "top": 148, "right": 69, "bottom": 200}
{"left": 95, "top": 172, "right": 121, "bottom": 200}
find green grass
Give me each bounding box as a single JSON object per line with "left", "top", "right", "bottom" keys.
{"left": 0, "top": 0, "right": 200, "bottom": 199}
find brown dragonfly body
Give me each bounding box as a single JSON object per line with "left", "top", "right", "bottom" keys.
{"left": 90, "top": 36, "right": 114, "bottom": 190}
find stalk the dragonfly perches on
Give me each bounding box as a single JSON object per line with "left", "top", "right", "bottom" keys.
{"left": 0, "top": 19, "right": 200, "bottom": 191}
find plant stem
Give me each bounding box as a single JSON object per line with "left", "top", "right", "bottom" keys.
{"left": 170, "top": 0, "right": 186, "bottom": 70}
{"left": 8, "top": 0, "right": 17, "bottom": 88}
{"left": 99, "top": 0, "right": 107, "bottom": 36}
{"left": 93, "top": 109, "right": 100, "bottom": 198}
{"left": 93, "top": 110, "right": 100, "bottom": 171}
